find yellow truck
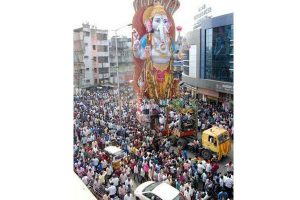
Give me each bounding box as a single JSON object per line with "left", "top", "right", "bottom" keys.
{"left": 200, "top": 126, "right": 232, "bottom": 160}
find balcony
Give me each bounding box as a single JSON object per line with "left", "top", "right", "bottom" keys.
{"left": 97, "top": 40, "right": 109, "bottom": 46}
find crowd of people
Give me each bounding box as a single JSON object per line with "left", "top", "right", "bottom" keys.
{"left": 73, "top": 85, "right": 234, "bottom": 200}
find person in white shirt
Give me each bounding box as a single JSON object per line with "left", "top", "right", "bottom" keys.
{"left": 170, "top": 110, "right": 175, "bottom": 118}
{"left": 224, "top": 174, "right": 234, "bottom": 198}
{"left": 120, "top": 172, "right": 127, "bottom": 184}
{"left": 82, "top": 175, "right": 89, "bottom": 185}
{"left": 188, "top": 183, "right": 194, "bottom": 198}
{"left": 205, "top": 162, "right": 212, "bottom": 173}
{"left": 133, "top": 165, "right": 139, "bottom": 182}
{"left": 125, "top": 177, "right": 133, "bottom": 192}
{"left": 105, "top": 182, "right": 117, "bottom": 198}
{"left": 224, "top": 175, "right": 233, "bottom": 188}
{"left": 180, "top": 185, "right": 185, "bottom": 193}
{"left": 101, "top": 159, "right": 108, "bottom": 169}
{"left": 159, "top": 114, "right": 165, "bottom": 125}
{"left": 111, "top": 174, "right": 119, "bottom": 187}
{"left": 201, "top": 172, "right": 207, "bottom": 190}
{"left": 225, "top": 161, "right": 234, "bottom": 173}
{"left": 123, "top": 191, "right": 133, "bottom": 200}
{"left": 184, "top": 187, "right": 191, "bottom": 200}
{"left": 219, "top": 175, "right": 224, "bottom": 188}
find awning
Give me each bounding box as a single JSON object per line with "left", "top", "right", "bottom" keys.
{"left": 198, "top": 88, "right": 219, "bottom": 98}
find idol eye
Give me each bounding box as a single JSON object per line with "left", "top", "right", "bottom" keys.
{"left": 164, "top": 19, "right": 168, "bottom": 23}
{"left": 155, "top": 19, "right": 160, "bottom": 23}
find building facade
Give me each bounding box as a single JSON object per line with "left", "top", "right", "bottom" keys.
{"left": 73, "top": 23, "right": 110, "bottom": 88}
{"left": 109, "top": 36, "right": 133, "bottom": 84}
{"left": 183, "top": 13, "right": 233, "bottom": 109}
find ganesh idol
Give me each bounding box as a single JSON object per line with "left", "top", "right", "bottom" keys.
{"left": 131, "top": 0, "right": 183, "bottom": 101}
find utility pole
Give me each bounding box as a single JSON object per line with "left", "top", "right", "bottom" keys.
{"left": 112, "top": 23, "right": 132, "bottom": 109}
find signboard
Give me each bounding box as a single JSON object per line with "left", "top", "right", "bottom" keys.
{"left": 193, "top": 4, "right": 212, "bottom": 29}
{"left": 216, "top": 83, "right": 233, "bottom": 93}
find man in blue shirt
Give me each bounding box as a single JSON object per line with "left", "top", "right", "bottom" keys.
{"left": 97, "top": 162, "right": 102, "bottom": 173}
{"left": 218, "top": 188, "right": 228, "bottom": 200}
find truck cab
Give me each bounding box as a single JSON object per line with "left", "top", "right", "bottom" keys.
{"left": 201, "top": 127, "right": 231, "bottom": 160}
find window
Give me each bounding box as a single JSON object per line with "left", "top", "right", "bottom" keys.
{"left": 84, "top": 56, "right": 89, "bottom": 59}
{"left": 97, "top": 45, "right": 108, "bottom": 52}
{"left": 143, "top": 193, "right": 162, "bottom": 200}
{"left": 218, "top": 134, "right": 230, "bottom": 144}
{"left": 92, "top": 45, "right": 96, "bottom": 50}
{"left": 208, "top": 136, "right": 217, "bottom": 146}
{"left": 144, "top": 193, "right": 155, "bottom": 199}
{"left": 142, "top": 182, "right": 160, "bottom": 192}
{"left": 85, "top": 32, "right": 90, "bottom": 37}
{"left": 205, "top": 25, "right": 233, "bottom": 82}
{"left": 93, "top": 56, "right": 96, "bottom": 62}
{"left": 85, "top": 43, "right": 88, "bottom": 46}
{"left": 96, "top": 33, "right": 107, "bottom": 40}
{"left": 85, "top": 79, "right": 90, "bottom": 83}
{"left": 94, "top": 68, "right": 97, "bottom": 73}
{"left": 98, "top": 56, "right": 108, "bottom": 63}
{"left": 86, "top": 68, "right": 89, "bottom": 71}
{"left": 99, "top": 67, "right": 109, "bottom": 74}
{"left": 94, "top": 79, "right": 98, "bottom": 84}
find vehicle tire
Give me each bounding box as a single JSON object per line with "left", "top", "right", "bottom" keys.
{"left": 169, "top": 135, "right": 177, "bottom": 146}
{"left": 136, "top": 197, "right": 140, "bottom": 200}
{"left": 177, "top": 138, "right": 188, "bottom": 149}
{"left": 201, "top": 149, "right": 212, "bottom": 160}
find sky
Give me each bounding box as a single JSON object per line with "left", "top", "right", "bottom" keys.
{"left": 72, "top": 0, "right": 234, "bottom": 38}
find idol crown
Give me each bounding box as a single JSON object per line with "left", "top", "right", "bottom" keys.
{"left": 133, "top": 0, "right": 180, "bottom": 16}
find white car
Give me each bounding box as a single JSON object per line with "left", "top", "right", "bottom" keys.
{"left": 134, "top": 181, "right": 186, "bottom": 200}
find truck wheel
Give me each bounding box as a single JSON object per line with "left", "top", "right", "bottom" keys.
{"left": 201, "top": 149, "right": 211, "bottom": 160}
{"left": 177, "top": 138, "right": 188, "bottom": 149}
{"left": 169, "top": 135, "right": 177, "bottom": 146}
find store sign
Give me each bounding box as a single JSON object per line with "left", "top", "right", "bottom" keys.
{"left": 216, "top": 83, "right": 233, "bottom": 93}
{"left": 195, "top": 4, "right": 212, "bottom": 19}
{"left": 194, "top": 4, "right": 212, "bottom": 29}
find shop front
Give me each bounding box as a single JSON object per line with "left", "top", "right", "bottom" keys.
{"left": 185, "top": 84, "right": 198, "bottom": 98}
{"left": 198, "top": 88, "right": 219, "bottom": 103}
{"left": 219, "top": 92, "right": 233, "bottom": 110}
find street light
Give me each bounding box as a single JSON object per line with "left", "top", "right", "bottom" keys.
{"left": 112, "top": 23, "right": 132, "bottom": 108}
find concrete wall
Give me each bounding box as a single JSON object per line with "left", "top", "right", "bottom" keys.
{"left": 185, "top": 28, "right": 201, "bottom": 78}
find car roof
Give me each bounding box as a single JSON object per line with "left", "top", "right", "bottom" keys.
{"left": 152, "top": 183, "right": 179, "bottom": 200}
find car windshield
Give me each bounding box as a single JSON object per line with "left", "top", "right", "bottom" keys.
{"left": 218, "top": 133, "right": 230, "bottom": 144}
{"left": 173, "top": 194, "right": 185, "bottom": 200}
{"left": 142, "top": 182, "right": 160, "bottom": 192}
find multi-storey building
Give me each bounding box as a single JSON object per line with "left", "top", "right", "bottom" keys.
{"left": 73, "top": 23, "right": 110, "bottom": 88}
{"left": 183, "top": 13, "right": 233, "bottom": 110}
{"left": 73, "top": 30, "right": 84, "bottom": 88}
{"left": 109, "top": 36, "right": 133, "bottom": 84}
